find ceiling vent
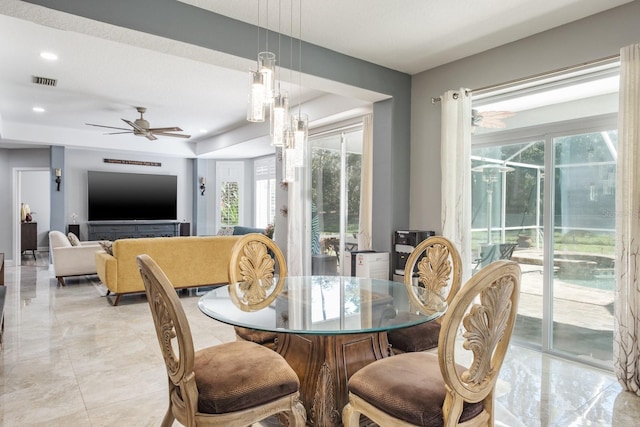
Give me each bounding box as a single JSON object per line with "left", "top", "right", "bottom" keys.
{"left": 32, "top": 76, "right": 57, "bottom": 87}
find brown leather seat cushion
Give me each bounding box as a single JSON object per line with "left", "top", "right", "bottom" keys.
{"left": 347, "top": 352, "right": 484, "bottom": 426}
{"left": 234, "top": 326, "right": 278, "bottom": 345}
{"left": 387, "top": 320, "right": 441, "bottom": 352}
{"left": 192, "top": 341, "right": 299, "bottom": 414}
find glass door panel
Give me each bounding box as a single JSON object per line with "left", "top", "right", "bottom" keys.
{"left": 551, "top": 131, "right": 616, "bottom": 365}
{"left": 311, "top": 129, "right": 362, "bottom": 276}
{"left": 472, "top": 140, "right": 545, "bottom": 348}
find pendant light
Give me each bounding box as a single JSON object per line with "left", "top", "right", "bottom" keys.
{"left": 247, "top": 70, "right": 265, "bottom": 122}
{"left": 292, "top": 0, "right": 307, "bottom": 168}
{"left": 291, "top": 113, "right": 307, "bottom": 167}
{"left": 270, "top": 0, "right": 288, "bottom": 147}
{"left": 247, "top": 0, "right": 276, "bottom": 122}
{"left": 271, "top": 91, "right": 289, "bottom": 146}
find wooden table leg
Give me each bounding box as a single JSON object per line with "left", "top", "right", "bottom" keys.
{"left": 276, "top": 332, "right": 392, "bottom": 426}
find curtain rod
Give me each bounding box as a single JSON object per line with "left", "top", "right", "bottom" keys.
{"left": 430, "top": 53, "right": 620, "bottom": 104}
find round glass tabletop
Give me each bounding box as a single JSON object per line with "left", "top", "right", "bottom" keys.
{"left": 198, "top": 275, "right": 447, "bottom": 335}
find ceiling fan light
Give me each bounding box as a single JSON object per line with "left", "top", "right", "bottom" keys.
{"left": 247, "top": 70, "right": 266, "bottom": 122}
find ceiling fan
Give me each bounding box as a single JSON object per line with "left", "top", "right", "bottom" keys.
{"left": 472, "top": 109, "right": 516, "bottom": 129}
{"left": 85, "top": 106, "right": 191, "bottom": 141}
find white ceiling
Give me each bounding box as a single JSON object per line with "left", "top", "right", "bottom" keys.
{"left": 0, "top": 0, "right": 633, "bottom": 158}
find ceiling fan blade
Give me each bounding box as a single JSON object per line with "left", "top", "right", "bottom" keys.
{"left": 86, "top": 123, "right": 131, "bottom": 131}
{"left": 105, "top": 131, "right": 134, "bottom": 135}
{"left": 122, "top": 118, "right": 145, "bottom": 132}
{"left": 147, "top": 126, "right": 183, "bottom": 132}
{"left": 152, "top": 132, "right": 192, "bottom": 139}
{"left": 145, "top": 133, "right": 158, "bottom": 141}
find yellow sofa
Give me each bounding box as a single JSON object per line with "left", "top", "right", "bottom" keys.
{"left": 95, "top": 235, "right": 241, "bottom": 305}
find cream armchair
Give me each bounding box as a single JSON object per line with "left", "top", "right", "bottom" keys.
{"left": 49, "top": 230, "right": 102, "bottom": 286}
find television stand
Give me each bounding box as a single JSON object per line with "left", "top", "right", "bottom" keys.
{"left": 88, "top": 221, "right": 180, "bottom": 241}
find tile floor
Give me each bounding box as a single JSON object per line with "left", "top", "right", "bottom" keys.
{"left": 1, "top": 255, "right": 639, "bottom": 426}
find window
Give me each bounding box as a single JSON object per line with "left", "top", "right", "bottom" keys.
{"left": 216, "top": 161, "right": 244, "bottom": 231}
{"left": 254, "top": 156, "right": 276, "bottom": 229}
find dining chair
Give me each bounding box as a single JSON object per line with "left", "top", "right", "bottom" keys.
{"left": 387, "top": 236, "right": 462, "bottom": 354}
{"left": 343, "top": 260, "right": 520, "bottom": 427}
{"left": 137, "top": 254, "right": 306, "bottom": 427}
{"left": 228, "top": 233, "right": 287, "bottom": 350}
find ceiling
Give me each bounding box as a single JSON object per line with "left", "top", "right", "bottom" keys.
{"left": 0, "top": 0, "right": 633, "bottom": 159}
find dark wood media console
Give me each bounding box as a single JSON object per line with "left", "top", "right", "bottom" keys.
{"left": 88, "top": 221, "right": 181, "bottom": 241}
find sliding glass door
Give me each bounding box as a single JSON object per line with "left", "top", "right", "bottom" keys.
{"left": 472, "top": 126, "right": 617, "bottom": 368}
{"left": 470, "top": 60, "right": 619, "bottom": 369}
{"left": 310, "top": 127, "right": 363, "bottom": 275}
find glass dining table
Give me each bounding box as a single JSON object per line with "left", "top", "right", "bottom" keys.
{"left": 198, "top": 275, "right": 447, "bottom": 427}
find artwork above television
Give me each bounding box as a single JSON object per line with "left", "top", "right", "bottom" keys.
{"left": 88, "top": 171, "right": 177, "bottom": 221}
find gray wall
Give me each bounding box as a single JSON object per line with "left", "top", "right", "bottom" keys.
{"left": 64, "top": 148, "right": 194, "bottom": 239}
{"left": 410, "top": 0, "right": 640, "bottom": 233}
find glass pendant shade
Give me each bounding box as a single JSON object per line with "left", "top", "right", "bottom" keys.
{"left": 291, "top": 113, "right": 308, "bottom": 167}
{"left": 270, "top": 92, "right": 289, "bottom": 147}
{"left": 258, "top": 52, "right": 276, "bottom": 103}
{"left": 247, "top": 70, "right": 265, "bottom": 122}
{"left": 283, "top": 130, "right": 296, "bottom": 182}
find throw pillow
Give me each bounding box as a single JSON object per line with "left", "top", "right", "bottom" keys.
{"left": 217, "top": 227, "right": 234, "bottom": 236}
{"left": 99, "top": 241, "right": 113, "bottom": 255}
{"left": 67, "top": 232, "right": 80, "bottom": 246}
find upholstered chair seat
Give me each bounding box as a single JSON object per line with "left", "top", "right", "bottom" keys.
{"left": 231, "top": 327, "right": 278, "bottom": 349}
{"left": 387, "top": 313, "right": 441, "bottom": 353}
{"left": 190, "top": 341, "right": 299, "bottom": 414}
{"left": 347, "top": 352, "right": 484, "bottom": 426}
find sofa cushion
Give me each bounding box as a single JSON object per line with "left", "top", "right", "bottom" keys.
{"left": 99, "top": 241, "right": 113, "bottom": 255}
{"left": 67, "top": 232, "right": 80, "bottom": 246}
{"left": 232, "top": 226, "right": 265, "bottom": 235}
{"left": 49, "top": 230, "right": 72, "bottom": 248}
{"left": 217, "top": 227, "right": 234, "bottom": 236}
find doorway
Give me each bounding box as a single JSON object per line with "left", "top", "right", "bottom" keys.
{"left": 12, "top": 168, "right": 50, "bottom": 266}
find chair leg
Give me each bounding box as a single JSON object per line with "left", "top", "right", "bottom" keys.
{"left": 56, "top": 276, "right": 66, "bottom": 287}
{"left": 289, "top": 400, "right": 307, "bottom": 426}
{"left": 160, "top": 407, "right": 174, "bottom": 427}
{"left": 342, "top": 403, "right": 361, "bottom": 427}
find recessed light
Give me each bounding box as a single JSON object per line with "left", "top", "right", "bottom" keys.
{"left": 40, "top": 52, "right": 58, "bottom": 61}
{"left": 200, "top": 129, "right": 208, "bottom": 133}
{"left": 32, "top": 107, "right": 45, "bottom": 113}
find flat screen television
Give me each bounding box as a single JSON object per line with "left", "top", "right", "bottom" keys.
{"left": 88, "top": 171, "right": 177, "bottom": 221}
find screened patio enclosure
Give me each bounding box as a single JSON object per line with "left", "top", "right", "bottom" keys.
{"left": 470, "top": 60, "right": 619, "bottom": 369}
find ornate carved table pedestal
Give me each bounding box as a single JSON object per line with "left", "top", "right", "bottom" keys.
{"left": 199, "top": 276, "right": 446, "bottom": 426}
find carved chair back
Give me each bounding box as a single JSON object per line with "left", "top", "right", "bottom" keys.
{"left": 438, "top": 260, "right": 521, "bottom": 425}
{"left": 137, "top": 254, "right": 199, "bottom": 424}
{"left": 228, "top": 233, "right": 287, "bottom": 311}
{"left": 403, "top": 236, "right": 462, "bottom": 320}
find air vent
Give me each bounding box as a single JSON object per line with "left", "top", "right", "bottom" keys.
{"left": 32, "top": 76, "right": 57, "bottom": 87}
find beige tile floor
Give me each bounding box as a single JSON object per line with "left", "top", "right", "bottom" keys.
{"left": 1, "top": 255, "right": 639, "bottom": 426}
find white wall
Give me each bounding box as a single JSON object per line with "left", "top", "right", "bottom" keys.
{"left": 410, "top": 0, "right": 640, "bottom": 233}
